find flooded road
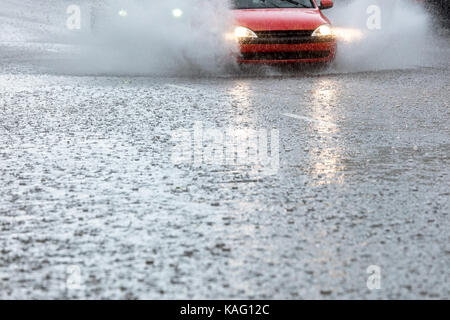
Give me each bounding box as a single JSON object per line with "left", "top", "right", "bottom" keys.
{"left": 1, "top": 61, "right": 449, "bottom": 299}
{"left": 0, "top": 0, "right": 449, "bottom": 300}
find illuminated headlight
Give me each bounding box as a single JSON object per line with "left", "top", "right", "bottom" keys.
{"left": 312, "top": 24, "right": 332, "bottom": 37}
{"left": 234, "top": 26, "right": 258, "bottom": 39}
{"left": 332, "top": 27, "right": 364, "bottom": 42}
{"left": 172, "top": 8, "right": 183, "bottom": 18}
{"left": 118, "top": 9, "right": 128, "bottom": 17}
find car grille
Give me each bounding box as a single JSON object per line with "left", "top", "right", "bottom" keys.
{"left": 240, "top": 51, "right": 332, "bottom": 61}
{"left": 255, "top": 30, "right": 313, "bottom": 38}
{"left": 240, "top": 30, "right": 334, "bottom": 44}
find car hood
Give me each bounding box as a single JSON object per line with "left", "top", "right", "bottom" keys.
{"left": 232, "top": 9, "right": 329, "bottom": 31}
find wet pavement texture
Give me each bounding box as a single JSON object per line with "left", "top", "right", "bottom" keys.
{"left": 0, "top": 48, "right": 449, "bottom": 299}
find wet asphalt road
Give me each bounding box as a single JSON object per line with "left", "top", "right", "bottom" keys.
{"left": 0, "top": 44, "right": 449, "bottom": 299}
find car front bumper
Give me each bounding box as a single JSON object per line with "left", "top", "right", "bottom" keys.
{"left": 238, "top": 39, "right": 337, "bottom": 64}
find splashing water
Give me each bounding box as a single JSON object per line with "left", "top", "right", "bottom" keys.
{"left": 67, "top": 0, "right": 238, "bottom": 75}
{"left": 0, "top": 0, "right": 238, "bottom": 76}
{"left": 0, "top": 0, "right": 444, "bottom": 75}
{"left": 326, "top": 0, "right": 434, "bottom": 71}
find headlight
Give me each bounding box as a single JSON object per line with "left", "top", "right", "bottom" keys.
{"left": 234, "top": 26, "right": 258, "bottom": 39}
{"left": 312, "top": 24, "right": 332, "bottom": 37}
{"left": 332, "top": 27, "right": 364, "bottom": 42}
{"left": 118, "top": 9, "right": 128, "bottom": 17}
{"left": 172, "top": 8, "right": 183, "bottom": 18}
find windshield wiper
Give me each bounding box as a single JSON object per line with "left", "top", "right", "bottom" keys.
{"left": 263, "top": 0, "right": 280, "bottom": 8}
{"left": 279, "top": 0, "right": 310, "bottom": 8}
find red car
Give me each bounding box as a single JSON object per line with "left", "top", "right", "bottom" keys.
{"left": 232, "top": 0, "right": 337, "bottom": 64}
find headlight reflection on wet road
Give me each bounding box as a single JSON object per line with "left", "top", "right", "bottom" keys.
{"left": 308, "top": 79, "right": 346, "bottom": 186}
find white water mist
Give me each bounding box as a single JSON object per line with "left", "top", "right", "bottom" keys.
{"left": 326, "top": 0, "right": 434, "bottom": 71}
{"left": 66, "top": 0, "right": 238, "bottom": 75}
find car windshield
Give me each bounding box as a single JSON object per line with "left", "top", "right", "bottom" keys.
{"left": 232, "top": 0, "right": 315, "bottom": 9}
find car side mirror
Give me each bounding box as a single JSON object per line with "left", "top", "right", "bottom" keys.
{"left": 319, "top": 0, "right": 334, "bottom": 10}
